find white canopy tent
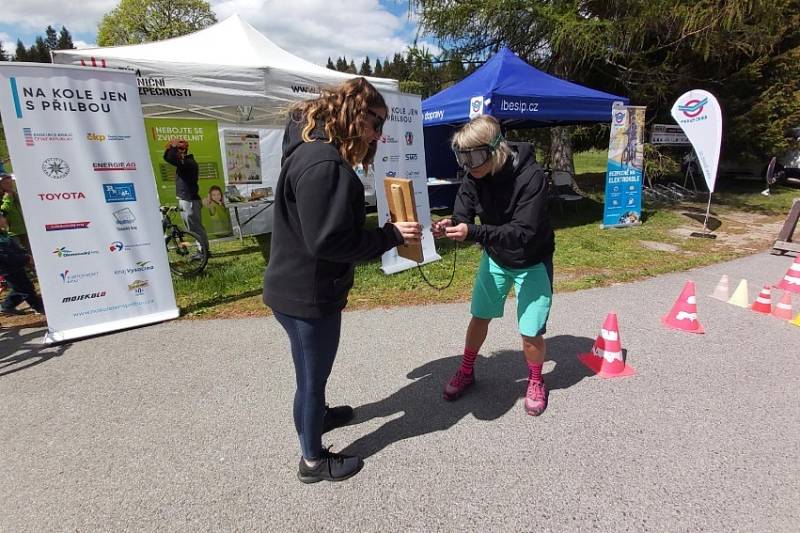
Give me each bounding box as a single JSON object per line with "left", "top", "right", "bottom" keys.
{"left": 51, "top": 14, "right": 399, "bottom": 125}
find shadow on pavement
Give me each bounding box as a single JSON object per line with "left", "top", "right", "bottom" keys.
{"left": 0, "top": 327, "right": 69, "bottom": 377}
{"left": 341, "top": 334, "right": 594, "bottom": 459}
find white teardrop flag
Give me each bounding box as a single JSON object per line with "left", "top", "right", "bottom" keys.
{"left": 670, "top": 90, "right": 722, "bottom": 193}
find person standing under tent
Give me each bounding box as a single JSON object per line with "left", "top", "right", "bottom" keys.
{"left": 164, "top": 139, "right": 210, "bottom": 256}
{"left": 432, "top": 115, "right": 556, "bottom": 417}
{"left": 263, "top": 77, "right": 421, "bottom": 484}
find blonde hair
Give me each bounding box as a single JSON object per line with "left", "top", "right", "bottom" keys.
{"left": 289, "top": 77, "right": 387, "bottom": 167}
{"left": 451, "top": 115, "right": 511, "bottom": 174}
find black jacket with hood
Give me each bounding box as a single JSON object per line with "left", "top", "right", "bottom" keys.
{"left": 263, "top": 117, "right": 403, "bottom": 318}
{"left": 163, "top": 147, "right": 200, "bottom": 201}
{"left": 452, "top": 141, "right": 555, "bottom": 268}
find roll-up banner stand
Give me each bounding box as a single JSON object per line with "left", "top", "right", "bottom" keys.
{"left": 373, "top": 92, "right": 440, "bottom": 274}
{"left": 0, "top": 63, "right": 179, "bottom": 343}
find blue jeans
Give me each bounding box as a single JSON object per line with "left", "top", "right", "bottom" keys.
{"left": 273, "top": 310, "right": 342, "bottom": 459}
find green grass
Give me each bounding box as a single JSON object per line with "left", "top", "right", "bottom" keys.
{"left": 573, "top": 149, "right": 607, "bottom": 174}
{"left": 184, "top": 173, "right": 798, "bottom": 318}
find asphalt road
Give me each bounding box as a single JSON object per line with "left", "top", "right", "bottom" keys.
{"left": 2, "top": 252, "right": 798, "bottom": 532}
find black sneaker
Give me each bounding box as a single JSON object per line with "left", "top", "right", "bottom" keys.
{"left": 323, "top": 404, "right": 354, "bottom": 433}
{"left": 297, "top": 449, "right": 364, "bottom": 484}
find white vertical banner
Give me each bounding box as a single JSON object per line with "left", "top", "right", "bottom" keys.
{"left": 670, "top": 90, "right": 722, "bottom": 193}
{"left": 374, "top": 92, "right": 441, "bottom": 274}
{"left": 0, "top": 63, "right": 178, "bottom": 343}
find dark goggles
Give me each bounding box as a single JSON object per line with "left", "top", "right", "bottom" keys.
{"left": 453, "top": 132, "right": 504, "bottom": 170}
{"left": 366, "top": 109, "right": 385, "bottom": 134}
{"left": 453, "top": 146, "right": 493, "bottom": 169}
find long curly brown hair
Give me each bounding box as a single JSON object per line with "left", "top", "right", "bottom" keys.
{"left": 289, "top": 77, "right": 387, "bottom": 167}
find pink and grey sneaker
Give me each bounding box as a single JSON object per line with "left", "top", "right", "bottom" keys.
{"left": 443, "top": 369, "right": 474, "bottom": 401}
{"left": 524, "top": 379, "right": 548, "bottom": 416}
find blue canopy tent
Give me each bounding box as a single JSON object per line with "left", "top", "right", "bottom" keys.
{"left": 422, "top": 47, "right": 628, "bottom": 181}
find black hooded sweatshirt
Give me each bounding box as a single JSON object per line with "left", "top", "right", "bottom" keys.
{"left": 163, "top": 147, "right": 200, "bottom": 201}
{"left": 452, "top": 142, "right": 555, "bottom": 268}
{"left": 263, "top": 117, "right": 403, "bottom": 318}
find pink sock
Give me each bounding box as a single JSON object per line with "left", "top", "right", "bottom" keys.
{"left": 459, "top": 347, "right": 479, "bottom": 375}
{"left": 527, "top": 361, "right": 543, "bottom": 383}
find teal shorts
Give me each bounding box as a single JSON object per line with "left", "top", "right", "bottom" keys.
{"left": 470, "top": 252, "right": 553, "bottom": 337}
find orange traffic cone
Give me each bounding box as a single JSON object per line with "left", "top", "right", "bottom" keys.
{"left": 751, "top": 285, "right": 773, "bottom": 314}
{"left": 710, "top": 274, "right": 730, "bottom": 301}
{"left": 775, "top": 256, "right": 800, "bottom": 294}
{"left": 578, "top": 312, "right": 635, "bottom": 378}
{"left": 662, "top": 281, "right": 705, "bottom": 334}
{"left": 772, "top": 292, "right": 793, "bottom": 320}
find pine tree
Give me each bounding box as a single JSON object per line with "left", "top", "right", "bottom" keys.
{"left": 31, "top": 36, "right": 51, "bottom": 63}
{"left": 374, "top": 58, "right": 383, "bottom": 77}
{"left": 45, "top": 25, "right": 58, "bottom": 51}
{"left": 56, "top": 26, "right": 75, "bottom": 50}
{"left": 14, "top": 40, "right": 27, "bottom": 61}
{"left": 336, "top": 56, "right": 347, "bottom": 71}
{"left": 326, "top": 57, "right": 335, "bottom": 70}
{"left": 359, "top": 57, "right": 372, "bottom": 76}
{"left": 348, "top": 60, "right": 357, "bottom": 74}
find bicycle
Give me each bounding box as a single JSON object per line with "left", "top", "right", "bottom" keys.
{"left": 161, "top": 206, "right": 208, "bottom": 276}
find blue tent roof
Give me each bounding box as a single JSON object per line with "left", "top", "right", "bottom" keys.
{"left": 422, "top": 47, "right": 628, "bottom": 127}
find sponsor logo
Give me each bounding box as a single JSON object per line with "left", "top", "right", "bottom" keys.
{"left": 128, "top": 279, "right": 150, "bottom": 295}
{"left": 114, "top": 261, "right": 155, "bottom": 276}
{"left": 52, "top": 246, "right": 100, "bottom": 258}
{"left": 471, "top": 99, "right": 482, "bottom": 112}
{"left": 86, "top": 132, "right": 130, "bottom": 142}
{"left": 62, "top": 291, "right": 107, "bottom": 303}
{"left": 382, "top": 155, "right": 400, "bottom": 163}
{"left": 113, "top": 207, "right": 138, "bottom": 231}
{"left": 109, "top": 240, "right": 151, "bottom": 252}
{"left": 102, "top": 183, "right": 137, "bottom": 203}
{"left": 678, "top": 98, "right": 707, "bottom": 119}
{"left": 58, "top": 269, "right": 100, "bottom": 284}
{"left": 380, "top": 135, "right": 399, "bottom": 144}
{"left": 93, "top": 161, "right": 136, "bottom": 171}
{"left": 405, "top": 131, "right": 414, "bottom": 145}
{"left": 614, "top": 112, "right": 625, "bottom": 124}
{"left": 405, "top": 170, "right": 421, "bottom": 179}
{"left": 38, "top": 192, "right": 86, "bottom": 201}
{"left": 45, "top": 221, "right": 90, "bottom": 231}
{"left": 386, "top": 171, "right": 397, "bottom": 178}
{"left": 42, "top": 157, "right": 71, "bottom": 179}
{"left": 22, "top": 128, "right": 73, "bottom": 146}
{"left": 404, "top": 153, "right": 419, "bottom": 161}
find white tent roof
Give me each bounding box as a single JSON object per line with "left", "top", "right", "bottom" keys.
{"left": 61, "top": 14, "right": 369, "bottom": 76}
{"left": 52, "top": 15, "right": 398, "bottom": 124}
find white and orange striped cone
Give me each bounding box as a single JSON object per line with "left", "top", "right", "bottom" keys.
{"left": 772, "top": 292, "right": 793, "bottom": 320}
{"left": 775, "top": 256, "right": 800, "bottom": 295}
{"left": 578, "top": 312, "right": 635, "bottom": 379}
{"left": 710, "top": 274, "right": 730, "bottom": 301}
{"left": 751, "top": 285, "right": 773, "bottom": 314}
{"left": 662, "top": 281, "right": 705, "bottom": 334}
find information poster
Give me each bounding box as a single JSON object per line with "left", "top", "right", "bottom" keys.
{"left": 603, "top": 103, "right": 646, "bottom": 227}
{"left": 0, "top": 63, "right": 178, "bottom": 343}
{"left": 143, "top": 117, "right": 230, "bottom": 237}
{"left": 373, "top": 92, "right": 440, "bottom": 274}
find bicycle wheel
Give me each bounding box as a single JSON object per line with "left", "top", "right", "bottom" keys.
{"left": 165, "top": 230, "right": 208, "bottom": 276}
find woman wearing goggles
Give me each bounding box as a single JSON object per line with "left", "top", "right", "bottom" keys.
{"left": 432, "top": 115, "right": 556, "bottom": 417}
